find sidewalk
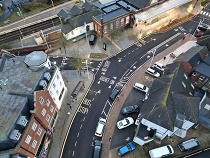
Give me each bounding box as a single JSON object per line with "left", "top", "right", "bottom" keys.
{"left": 101, "top": 34, "right": 197, "bottom": 158}
{"left": 48, "top": 70, "right": 94, "bottom": 158}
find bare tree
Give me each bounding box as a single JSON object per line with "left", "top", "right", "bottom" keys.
{"left": 70, "top": 49, "right": 85, "bottom": 75}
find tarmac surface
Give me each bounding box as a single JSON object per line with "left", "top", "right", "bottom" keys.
{"left": 0, "top": 0, "right": 206, "bottom": 158}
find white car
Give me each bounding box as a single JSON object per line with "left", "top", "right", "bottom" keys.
{"left": 146, "top": 67, "right": 160, "bottom": 78}
{"left": 133, "top": 82, "right": 149, "bottom": 93}
{"left": 95, "top": 118, "right": 106, "bottom": 137}
{"left": 117, "top": 117, "right": 134, "bottom": 129}
{"left": 152, "top": 62, "right": 165, "bottom": 72}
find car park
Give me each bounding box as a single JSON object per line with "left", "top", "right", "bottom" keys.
{"left": 121, "top": 105, "right": 139, "bottom": 115}
{"left": 178, "top": 138, "right": 200, "bottom": 152}
{"left": 117, "top": 117, "right": 134, "bottom": 129}
{"left": 110, "top": 82, "right": 123, "bottom": 100}
{"left": 95, "top": 118, "right": 106, "bottom": 137}
{"left": 93, "top": 140, "right": 102, "bottom": 158}
{"left": 118, "top": 142, "right": 136, "bottom": 157}
{"left": 149, "top": 145, "right": 174, "bottom": 158}
{"left": 133, "top": 82, "right": 149, "bottom": 93}
{"left": 89, "top": 34, "right": 97, "bottom": 45}
{"left": 152, "top": 62, "right": 165, "bottom": 72}
{"left": 146, "top": 67, "right": 160, "bottom": 78}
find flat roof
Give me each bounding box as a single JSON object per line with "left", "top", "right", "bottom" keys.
{"left": 135, "top": 0, "right": 192, "bottom": 22}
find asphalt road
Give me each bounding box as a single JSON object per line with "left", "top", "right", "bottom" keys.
{"left": 61, "top": 6, "right": 210, "bottom": 158}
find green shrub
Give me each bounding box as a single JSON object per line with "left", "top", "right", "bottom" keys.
{"left": 201, "top": 0, "right": 209, "bottom": 6}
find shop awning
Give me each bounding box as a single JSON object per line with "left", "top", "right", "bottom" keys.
{"left": 135, "top": 0, "right": 192, "bottom": 22}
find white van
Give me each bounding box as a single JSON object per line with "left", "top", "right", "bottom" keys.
{"left": 146, "top": 68, "right": 160, "bottom": 78}
{"left": 133, "top": 83, "right": 149, "bottom": 93}
{"left": 149, "top": 145, "right": 174, "bottom": 158}
{"left": 95, "top": 118, "right": 106, "bottom": 137}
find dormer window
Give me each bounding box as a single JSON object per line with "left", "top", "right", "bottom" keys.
{"left": 17, "top": 116, "right": 28, "bottom": 127}
{"left": 199, "top": 76, "right": 205, "bottom": 81}
{"left": 9, "top": 130, "right": 21, "bottom": 141}
{"left": 192, "top": 72, "right": 197, "bottom": 76}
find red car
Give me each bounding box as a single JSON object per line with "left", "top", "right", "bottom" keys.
{"left": 196, "top": 32, "right": 204, "bottom": 37}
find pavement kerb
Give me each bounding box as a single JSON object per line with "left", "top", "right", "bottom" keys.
{"left": 59, "top": 71, "right": 95, "bottom": 158}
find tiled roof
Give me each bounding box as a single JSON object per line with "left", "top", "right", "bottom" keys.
{"left": 57, "top": 9, "right": 69, "bottom": 19}
{"left": 70, "top": 5, "right": 82, "bottom": 16}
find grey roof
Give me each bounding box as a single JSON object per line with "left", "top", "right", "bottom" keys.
{"left": 63, "top": 10, "right": 101, "bottom": 33}
{"left": 203, "top": 55, "right": 210, "bottom": 65}
{"left": 175, "top": 46, "right": 208, "bottom": 67}
{"left": 117, "top": 0, "right": 138, "bottom": 11}
{"left": 57, "top": 9, "right": 69, "bottom": 19}
{"left": 0, "top": 53, "right": 46, "bottom": 141}
{"left": 195, "top": 63, "right": 210, "bottom": 77}
{"left": 70, "top": 5, "right": 82, "bottom": 16}
{"left": 197, "top": 35, "right": 210, "bottom": 51}
{"left": 24, "top": 51, "right": 47, "bottom": 67}
{"left": 141, "top": 62, "right": 199, "bottom": 130}
{"left": 123, "top": 0, "right": 150, "bottom": 9}
{"left": 82, "top": 1, "right": 94, "bottom": 12}
{"left": 199, "top": 93, "right": 210, "bottom": 128}
{"left": 95, "top": 7, "right": 128, "bottom": 23}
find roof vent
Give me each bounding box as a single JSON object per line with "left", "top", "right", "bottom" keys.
{"left": 39, "top": 80, "right": 47, "bottom": 89}
{"left": 9, "top": 130, "right": 21, "bottom": 141}
{"left": 44, "top": 72, "right": 51, "bottom": 81}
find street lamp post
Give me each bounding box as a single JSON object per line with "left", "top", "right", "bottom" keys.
{"left": 86, "top": 55, "right": 90, "bottom": 79}
{"left": 50, "top": 0, "right": 55, "bottom": 11}
{"left": 149, "top": 49, "right": 156, "bottom": 68}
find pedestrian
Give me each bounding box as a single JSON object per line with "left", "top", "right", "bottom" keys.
{"left": 69, "top": 106, "right": 72, "bottom": 110}
{"left": 164, "top": 56, "right": 166, "bottom": 60}
{"left": 109, "top": 137, "right": 112, "bottom": 141}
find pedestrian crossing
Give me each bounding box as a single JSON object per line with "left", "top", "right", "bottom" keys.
{"left": 200, "top": 11, "right": 210, "bottom": 17}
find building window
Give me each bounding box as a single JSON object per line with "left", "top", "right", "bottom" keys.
{"left": 104, "top": 25, "right": 107, "bottom": 33}
{"left": 53, "top": 97, "right": 56, "bottom": 101}
{"left": 46, "top": 99, "right": 50, "bottom": 106}
{"left": 25, "top": 135, "right": 32, "bottom": 144}
{"left": 182, "top": 81, "right": 186, "bottom": 88}
{"left": 53, "top": 83, "right": 56, "bottom": 89}
{"left": 22, "top": 118, "right": 28, "bottom": 126}
{"left": 60, "top": 82, "right": 62, "bottom": 87}
{"left": 46, "top": 114, "right": 50, "bottom": 122}
{"left": 49, "top": 91, "right": 52, "bottom": 95}
{"left": 39, "top": 97, "right": 44, "bottom": 105}
{"left": 50, "top": 105, "right": 54, "bottom": 112}
{"left": 184, "top": 73, "right": 188, "bottom": 79}
{"left": 32, "top": 122, "right": 37, "bottom": 131}
{"left": 116, "top": 20, "right": 119, "bottom": 28}
{"left": 32, "top": 140, "right": 37, "bottom": 148}
{"left": 37, "top": 128, "right": 42, "bottom": 136}
{"left": 95, "top": 24, "right": 97, "bottom": 31}
{"left": 41, "top": 108, "right": 46, "bottom": 116}
{"left": 121, "top": 18, "right": 124, "bottom": 26}
{"left": 57, "top": 75, "right": 59, "bottom": 80}
{"left": 110, "top": 23, "right": 113, "bottom": 30}
{"left": 192, "top": 72, "right": 197, "bottom": 76}
{"left": 199, "top": 76, "right": 205, "bottom": 81}
{"left": 126, "top": 16, "right": 129, "bottom": 24}
{"left": 56, "top": 90, "right": 59, "bottom": 94}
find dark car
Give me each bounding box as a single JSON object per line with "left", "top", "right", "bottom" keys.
{"left": 110, "top": 82, "right": 123, "bottom": 101}
{"left": 121, "top": 105, "right": 139, "bottom": 115}
{"left": 89, "top": 34, "right": 97, "bottom": 45}
{"left": 178, "top": 138, "right": 200, "bottom": 152}
{"left": 118, "top": 142, "right": 136, "bottom": 157}
{"left": 93, "top": 140, "right": 102, "bottom": 158}
{"left": 198, "top": 23, "right": 209, "bottom": 31}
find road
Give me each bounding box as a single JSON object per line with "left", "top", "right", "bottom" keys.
{"left": 59, "top": 5, "right": 210, "bottom": 158}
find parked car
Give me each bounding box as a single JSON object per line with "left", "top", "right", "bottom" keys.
{"left": 110, "top": 82, "right": 123, "bottom": 100}
{"left": 89, "top": 34, "right": 97, "bottom": 45}
{"left": 149, "top": 145, "right": 174, "bottom": 158}
{"left": 95, "top": 118, "right": 106, "bottom": 137}
{"left": 146, "top": 67, "right": 160, "bottom": 78}
{"left": 121, "top": 105, "right": 139, "bottom": 115}
{"left": 133, "top": 82, "right": 149, "bottom": 93}
{"left": 152, "top": 62, "right": 165, "bottom": 72}
{"left": 178, "top": 138, "right": 200, "bottom": 152}
{"left": 93, "top": 140, "right": 102, "bottom": 158}
{"left": 117, "top": 117, "right": 134, "bottom": 129}
{"left": 198, "top": 23, "right": 209, "bottom": 31}
{"left": 196, "top": 32, "right": 204, "bottom": 37}
{"left": 118, "top": 142, "right": 136, "bottom": 157}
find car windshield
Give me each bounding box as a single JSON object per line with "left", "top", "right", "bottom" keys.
{"left": 126, "top": 144, "right": 131, "bottom": 150}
